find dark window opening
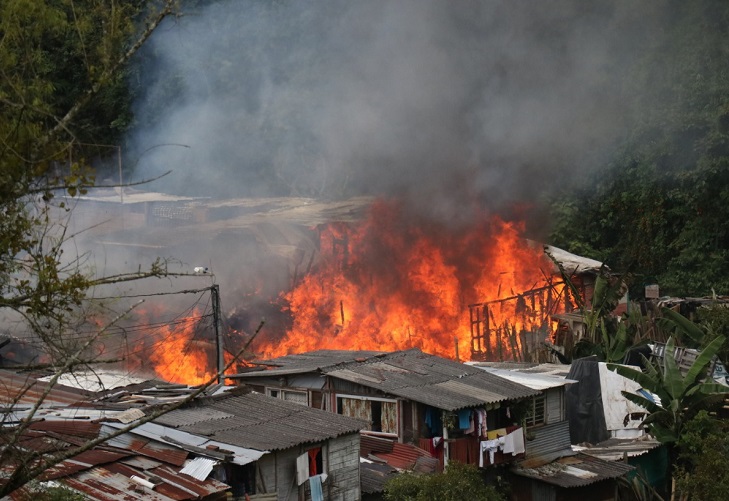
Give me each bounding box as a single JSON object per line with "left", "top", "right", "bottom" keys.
{"left": 308, "top": 447, "right": 323, "bottom": 476}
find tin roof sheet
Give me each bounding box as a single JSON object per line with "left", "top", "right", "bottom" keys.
{"left": 324, "top": 350, "right": 538, "bottom": 409}
{"left": 512, "top": 453, "right": 635, "bottom": 488}
{"left": 472, "top": 367, "right": 577, "bottom": 390}
{"left": 574, "top": 437, "right": 662, "bottom": 461}
{"left": 360, "top": 460, "right": 397, "bottom": 494}
{"left": 0, "top": 369, "right": 91, "bottom": 407}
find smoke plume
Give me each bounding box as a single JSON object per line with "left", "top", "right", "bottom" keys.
{"left": 126, "top": 0, "right": 662, "bottom": 228}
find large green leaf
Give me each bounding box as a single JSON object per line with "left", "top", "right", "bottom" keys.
{"left": 659, "top": 307, "right": 707, "bottom": 345}
{"left": 663, "top": 337, "right": 685, "bottom": 399}
{"left": 684, "top": 335, "right": 726, "bottom": 386}
{"left": 620, "top": 390, "right": 663, "bottom": 414}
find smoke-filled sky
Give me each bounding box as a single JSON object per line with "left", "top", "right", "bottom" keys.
{"left": 127, "top": 0, "right": 664, "bottom": 227}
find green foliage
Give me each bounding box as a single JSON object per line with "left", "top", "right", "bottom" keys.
{"left": 548, "top": 1, "right": 729, "bottom": 297}
{"left": 659, "top": 305, "right": 729, "bottom": 372}
{"left": 674, "top": 411, "right": 729, "bottom": 501}
{"left": 548, "top": 252, "right": 638, "bottom": 363}
{"left": 383, "top": 462, "right": 505, "bottom": 501}
{"left": 607, "top": 335, "right": 728, "bottom": 445}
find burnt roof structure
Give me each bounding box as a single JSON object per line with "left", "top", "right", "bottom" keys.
{"left": 244, "top": 349, "right": 386, "bottom": 376}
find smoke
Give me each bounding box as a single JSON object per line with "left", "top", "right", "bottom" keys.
{"left": 125, "top": 0, "right": 663, "bottom": 229}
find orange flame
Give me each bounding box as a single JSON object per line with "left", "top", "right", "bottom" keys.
{"left": 126, "top": 307, "right": 234, "bottom": 385}
{"left": 255, "top": 199, "right": 564, "bottom": 360}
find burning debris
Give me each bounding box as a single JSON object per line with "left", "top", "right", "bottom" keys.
{"left": 251, "top": 199, "right": 574, "bottom": 362}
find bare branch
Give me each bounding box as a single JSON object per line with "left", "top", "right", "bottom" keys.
{"left": 0, "top": 320, "right": 265, "bottom": 498}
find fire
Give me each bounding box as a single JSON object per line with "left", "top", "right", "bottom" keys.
{"left": 127, "top": 307, "right": 234, "bottom": 385}
{"left": 255, "top": 199, "right": 564, "bottom": 360}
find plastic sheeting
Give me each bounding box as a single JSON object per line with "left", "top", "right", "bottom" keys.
{"left": 566, "top": 357, "right": 609, "bottom": 445}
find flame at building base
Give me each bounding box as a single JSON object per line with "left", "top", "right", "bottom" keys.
{"left": 253, "top": 199, "right": 566, "bottom": 360}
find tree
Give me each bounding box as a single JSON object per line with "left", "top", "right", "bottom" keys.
{"left": 0, "top": 0, "right": 206, "bottom": 496}
{"left": 673, "top": 410, "right": 729, "bottom": 501}
{"left": 548, "top": 1, "right": 729, "bottom": 298}
{"left": 607, "top": 335, "right": 729, "bottom": 498}
{"left": 383, "top": 462, "right": 506, "bottom": 501}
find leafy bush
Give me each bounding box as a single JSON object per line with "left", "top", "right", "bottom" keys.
{"left": 384, "top": 462, "right": 505, "bottom": 501}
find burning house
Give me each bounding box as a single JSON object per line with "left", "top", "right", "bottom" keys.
{"left": 230, "top": 349, "right": 539, "bottom": 471}
{"left": 66, "top": 189, "right": 610, "bottom": 387}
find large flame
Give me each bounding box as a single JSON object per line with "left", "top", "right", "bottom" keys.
{"left": 128, "top": 307, "right": 234, "bottom": 385}
{"left": 255, "top": 199, "right": 564, "bottom": 360}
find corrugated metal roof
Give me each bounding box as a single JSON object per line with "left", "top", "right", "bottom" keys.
{"left": 324, "top": 350, "right": 539, "bottom": 410}
{"left": 180, "top": 457, "right": 218, "bottom": 481}
{"left": 574, "top": 437, "right": 662, "bottom": 461}
{"left": 41, "top": 449, "right": 131, "bottom": 480}
{"left": 103, "top": 421, "right": 267, "bottom": 466}
{"left": 360, "top": 460, "right": 397, "bottom": 494}
{"left": 156, "top": 392, "right": 367, "bottom": 451}
{"left": 468, "top": 362, "right": 573, "bottom": 379}
{"left": 61, "top": 462, "right": 230, "bottom": 501}
{"left": 0, "top": 369, "right": 91, "bottom": 407}
{"left": 102, "top": 429, "right": 190, "bottom": 466}
{"left": 28, "top": 420, "right": 101, "bottom": 439}
{"left": 472, "top": 367, "right": 576, "bottom": 390}
{"left": 512, "top": 453, "right": 635, "bottom": 488}
{"left": 234, "top": 350, "right": 387, "bottom": 377}
{"left": 370, "top": 442, "right": 433, "bottom": 471}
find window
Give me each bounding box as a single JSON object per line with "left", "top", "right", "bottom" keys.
{"left": 336, "top": 396, "right": 398, "bottom": 435}
{"left": 296, "top": 446, "right": 325, "bottom": 486}
{"left": 266, "top": 388, "right": 308, "bottom": 406}
{"left": 525, "top": 393, "right": 545, "bottom": 427}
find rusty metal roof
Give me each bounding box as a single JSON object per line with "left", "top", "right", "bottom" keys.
{"left": 512, "top": 453, "right": 635, "bottom": 488}
{"left": 0, "top": 369, "right": 91, "bottom": 407}
{"left": 60, "top": 462, "right": 230, "bottom": 500}
{"left": 360, "top": 461, "right": 397, "bottom": 494}
{"left": 155, "top": 391, "right": 367, "bottom": 451}
{"left": 324, "top": 349, "right": 539, "bottom": 410}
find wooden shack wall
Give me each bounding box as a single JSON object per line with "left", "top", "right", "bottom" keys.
{"left": 255, "top": 433, "right": 361, "bottom": 501}
{"left": 325, "top": 433, "right": 361, "bottom": 501}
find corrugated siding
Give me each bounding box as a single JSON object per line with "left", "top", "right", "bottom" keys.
{"left": 525, "top": 420, "right": 571, "bottom": 461}
{"left": 545, "top": 388, "right": 563, "bottom": 424}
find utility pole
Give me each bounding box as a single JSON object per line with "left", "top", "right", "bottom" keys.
{"left": 210, "top": 284, "right": 225, "bottom": 384}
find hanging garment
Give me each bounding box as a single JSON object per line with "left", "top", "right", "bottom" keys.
{"left": 511, "top": 428, "right": 525, "bottom": 455}
{"left": 479, "top": 439, "right": 501, "bottom": 467}
{"left": 310, "top": 475, "right": 324, "bottom": 501}
{"left": 458, "top": 409, "right": 471, "bottom": 429}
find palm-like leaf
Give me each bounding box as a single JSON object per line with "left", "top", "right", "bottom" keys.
{"left": 607, "top": 362, "right": 664, "bottom": 395}
{"left": 663, "top": 338, "right": 684, "bottom": 400}
{"left": 609, "top": 334, "right": 729, "bottom": 447}
{"left": 684, "top": 335, "right": 725, "bottom": 385}
{"left": 620, "top": 390, "right": 663, "bottom": 414}
{"left": 659, "top": 308, "right": 707, "bottom": 345}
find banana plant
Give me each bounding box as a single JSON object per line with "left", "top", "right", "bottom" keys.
{"left": 607, "top": 335, "right": 728, "bottom": 444}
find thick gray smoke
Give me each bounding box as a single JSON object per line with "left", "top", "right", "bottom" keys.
{"left": 127, "top": 0, "right": 661, "bottom": 227}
